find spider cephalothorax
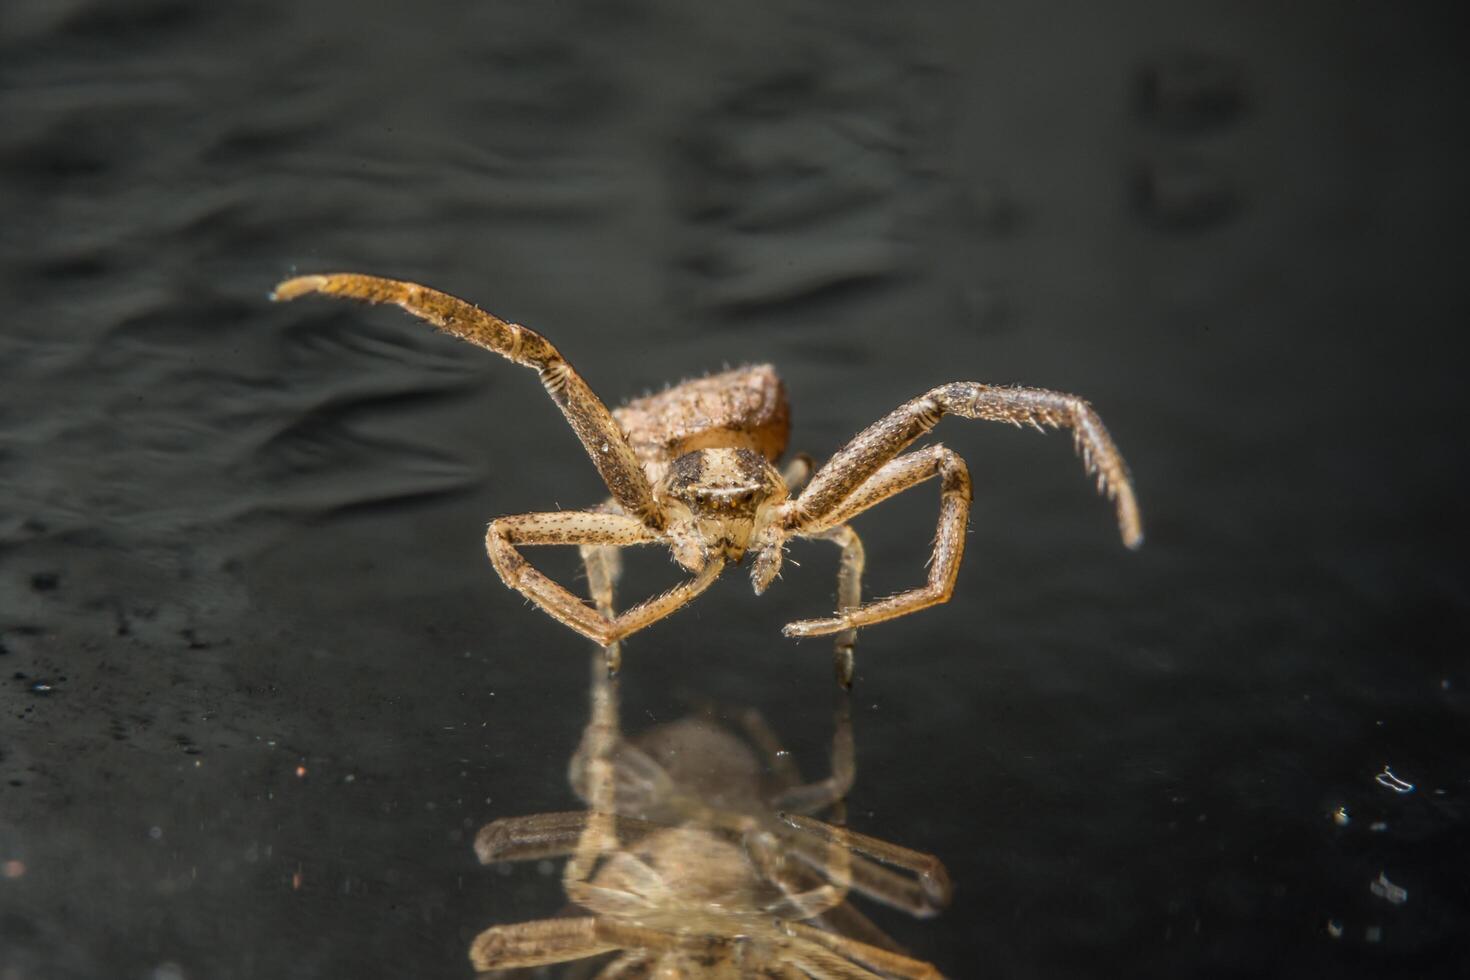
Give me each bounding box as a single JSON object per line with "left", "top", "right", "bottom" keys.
{"left": 272, "top": 272, "right": 1143, "bottom": 681}
{"left": 657, "top": 446, "right": 790, "bottom": 571}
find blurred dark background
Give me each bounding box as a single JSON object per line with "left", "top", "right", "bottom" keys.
{"left": 2, "top": 1, "right": 1467, "bottom": 977}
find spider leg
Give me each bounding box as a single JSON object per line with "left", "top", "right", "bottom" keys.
{"left": 785, "top": 445, "right": 971, "bottom": 638}
{"left": 272, "top": 273, "right": 664, "bottom": 529}
{"left": 807, "top": 525, "right": 864, "bottom": 686}
{"left": 781, "top": 452, "right": 816, "bottom": 492}
{"left": 486, "top": 511, "right": 724, "bottom": 646}
{"left": 580, "top": 507, "right": 625, "bottom": 673}
{"left": 474, "top": 811, "right": 663, "bottom": 865}
{"left": 768, "top": 685, "right": 855, "bottom": 815}
{"left": 789, "top": 382, "right": 1142, "bottom": 549}
{"left": 778, "top": 813, "right": 953, "bottom": 918}
{"left": 469, "top": 916, "right": 621, "bottom": 971}
{"left": 782, "top": 922, "right": 947, "bottom": 980}
{"left": 590, "top": 951, "right": 654, "bottom": 980}
{"left": 565, "top": 641, "right": 627, "bottom": 901}
{"left": 751, "top": 815, "right": 853, "bottom": 921}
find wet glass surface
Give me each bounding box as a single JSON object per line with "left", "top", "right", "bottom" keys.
{"left": 2, "top": 2, "right": 1467, "bottom": 977}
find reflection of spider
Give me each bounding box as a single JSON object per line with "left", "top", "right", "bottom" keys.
{"left": 274, "top": 273, "right": 1142, "bottom": 674}
{"left": 470, "top": 636, "right": 951, "bottom": 977}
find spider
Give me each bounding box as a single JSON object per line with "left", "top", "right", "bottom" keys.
{"left": 273, "top": 273, "right": 1142, "bottom": 679}
{"left": 468, "top": 637, "right": 951, "bottom": 978}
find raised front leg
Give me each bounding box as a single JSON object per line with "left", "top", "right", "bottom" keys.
{"left": 485, "top": 511, "right": 724, "bottom": 646}
{"left": 785, "top": 445, "right": 971, "bottom": 638}
{"left": 272, "top": 273, "right": 664, "bottom": 528}
{"left": 790, "top": 382, "right": 1142, "bottom": 548}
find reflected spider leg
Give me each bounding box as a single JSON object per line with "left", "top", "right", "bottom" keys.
{"left": 783, "top": 922, "right": 945, "bottom": 980}
{"left": 469, "top": 916, "right": 619, "bottom": 971}
{"left": 783, "top": 383, "right": 1143, "bottom": 637}
{"left": 474, "top": 810, "right": 663, "bottom": 865}
{"left": 564, "top": 647, "right": 625, "bottom": 904}
{"left": 779, "top": 814, "right": 953, "bottom": 918}
{"left": 579, "top": 525, "right": 624, "bottom": 672}
{"left": 765, "top": 687, "right": 856, "bottom": 815}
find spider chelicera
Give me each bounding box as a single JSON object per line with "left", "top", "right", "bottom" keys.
{"left": 272, "top": 273, "right": 1142, "bottom": 681}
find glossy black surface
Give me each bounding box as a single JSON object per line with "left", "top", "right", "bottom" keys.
{"left": 2, "top": 2, "right": 1467, "bottom": 977}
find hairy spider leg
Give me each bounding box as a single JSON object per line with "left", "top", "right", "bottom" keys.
{"left": 271, "top": 273, "right": 665, "bottom": 529}
{"left": 791, "top": 382, "right": 1141, "bottom": 546}
{"left": 780, "top": 383, "right": 1142, "bottom": 638}
{"left": 786, "top": 445, "right": 970, "bottom": 638}
{"left": 807, "top": 525, "right": 865, "bottom": 686}
{"left": 486, "top": 511, "right": 726, "bottom": 647}
{"left": 581, "top": 514, "right": 626, "bottom": 673}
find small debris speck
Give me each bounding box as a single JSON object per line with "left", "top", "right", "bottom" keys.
{"left": 1370, "top": 872, "right": 1408, "bottom": 905}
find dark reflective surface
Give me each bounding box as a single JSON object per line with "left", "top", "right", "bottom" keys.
{"left": 3, "top": 2, "right": 1468, "bottom": 978}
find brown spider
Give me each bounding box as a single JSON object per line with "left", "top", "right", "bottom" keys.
{"left": 468, "top": 632, "right": 951, "bottom": 978}
{"left": 273, "top": 273, "right": 1142, "bottom": 678}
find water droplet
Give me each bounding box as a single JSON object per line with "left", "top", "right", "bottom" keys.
{"left": 1326, "top": 919, "right": 1343, "bottom": 939}
{"left": 1370, "top": 872, "right": 1408, "bottom": 905}
{"left": 1374, "top": 766, "right": 1414, "bottom": 793}
{"left": 1332, "top": 806, "right": 1349, "bottom": 827}
{"left": 28, "top": 680, "right": 53, "bottom": 696}
{"left": 599, "top": 442, "right": 610, "bottom": 453}
{"left": 1365, "top": 925, "right": 1382, "bottom": 943}
{"left": 149, "top": 826, "right": 163, "bottom": 840}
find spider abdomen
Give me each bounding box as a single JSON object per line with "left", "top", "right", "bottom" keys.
{"left": 614, "top": 365, "right": 790, "bottom": 482}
